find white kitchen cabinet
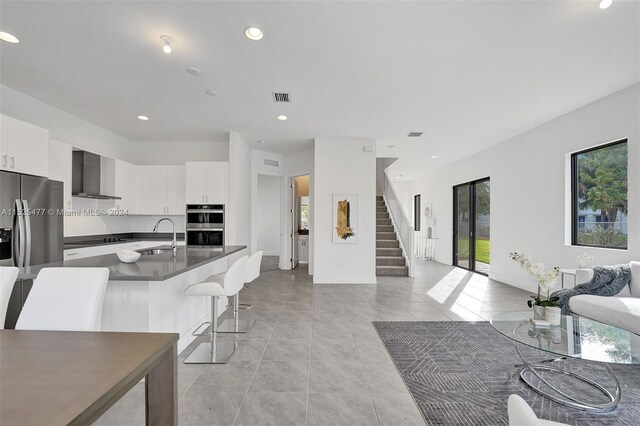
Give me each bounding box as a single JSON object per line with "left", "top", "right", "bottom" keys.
{"left": 114, "top": 160, "right": 140, "bottom": 214}
{"left": 48, "top": 138, "right": 73, "bottom": 210}
{"left": 0, "top": 114, "right": 49, "bottom": 177}
{"left": 205, "top": 162, "right": 228, "bottom": 204}
{"left": 138, "top": 165, "right": 185, "bottom": 215}
{"left": 185, "top": 162, "right": 228, "bottom": 204}
{"left": 139, "top": 165, "right": 168, "bottom": 215}
{"left": 185, "top": 162, "right": 206, "bottom": 204}
{"left": 166, "top": 165, "right": 185, "bottom": 214}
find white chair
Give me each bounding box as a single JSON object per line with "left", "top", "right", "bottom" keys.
{"left": 218, "top": 250, "right": 263, "bottom": 332}
{"left": 184, "top": 255, "right": 248, "bottom": 364}
{"left": 507, "top": 395, "right": 569, "bottom": 426}
{"left": 238, "top": 250, "right": 263, "bottom": 310}
{"left": 16, "top": 268, "right": 109, "bottom": 331}
{"left": 0, "top": 266, "right": 19, "bottom": 330}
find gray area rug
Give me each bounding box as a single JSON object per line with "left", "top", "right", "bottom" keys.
{"left": 372, "top": 321, "right": 640, "bottom": 426}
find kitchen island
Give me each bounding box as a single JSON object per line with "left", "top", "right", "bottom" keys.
{"left": 20, "top": 245, "right": 247, "bottom": 352}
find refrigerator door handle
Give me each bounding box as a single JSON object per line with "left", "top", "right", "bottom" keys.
{"left": 14, "top": 199, "right": 25, "bottom": 268}
{"left": 22, "top": 199, "right": 32, "bottom": 267}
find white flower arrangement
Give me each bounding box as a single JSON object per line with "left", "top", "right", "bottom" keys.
{"left": 509, "top": 252, "right": 560, "bottom": 307}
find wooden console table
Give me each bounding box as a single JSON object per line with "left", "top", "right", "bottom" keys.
{"left": 0, "top": 330, "right": 178, "bottom": 425}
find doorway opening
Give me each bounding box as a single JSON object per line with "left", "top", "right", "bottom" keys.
{"left": 453, "top": 178, "right": 490, "bottom": 275}
{"left": 257, "top": 174, "right": 283, "bottom": 272}
{"left": 291, "top": 174, "right": 310, "bottom": 269}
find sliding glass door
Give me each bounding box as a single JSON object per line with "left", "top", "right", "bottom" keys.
{"left": 453, "top": 178, "right": 490, "bottom": 274}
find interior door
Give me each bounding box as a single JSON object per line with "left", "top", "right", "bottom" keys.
{"left": 291, "top": 181, "right": 298, "bottom": 269}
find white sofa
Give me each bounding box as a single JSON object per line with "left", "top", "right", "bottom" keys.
{"left": 569, "top": 261, "right": 640, "bottom": 335}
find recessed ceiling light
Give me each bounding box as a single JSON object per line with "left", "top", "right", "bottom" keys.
{"left": 599, "top": 0, "right": 612, "bottom": 9}
{"left": 137, "top": 115, "right": 150, "bottom": 121}
{"left": 205, "top": 90, "right": 218, "bottom": 97}
{"left": 244, "top": 27, "right": 264, "bottom": 41}
{"left": 430, "top": 155, "right": 438, "bottom": 159}
{"left": 0, "top": 31, "right": 19, "bottom": 44}
{"left": 276, "top": 115, "right": 288, "bottom": 121}
{"left": 259, "top": 140, "right": 268, "bottom": 144}
{"left": 186, "top": 67, "right": 201, "bottom": 76}
{"left": 396, "top": 175, "right": 402, "bottom": 179}
{"left": 160, "top": 35, "right": 174, "bottom": 54}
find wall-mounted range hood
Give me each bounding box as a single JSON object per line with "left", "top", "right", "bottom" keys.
{"left": 72, "top": 151, "right": 121, "bottom": 200}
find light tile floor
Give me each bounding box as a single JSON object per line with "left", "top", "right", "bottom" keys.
{"left": 95, "top": 260, "right": 530, "bottom": 426}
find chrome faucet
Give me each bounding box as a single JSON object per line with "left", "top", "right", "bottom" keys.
{"left": 153, "top": 218, "right": 177, "bottom": 256}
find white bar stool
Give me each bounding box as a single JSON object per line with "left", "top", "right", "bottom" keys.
{"left": 15, "top": 267, "right": 109, "bottom": 331}
{"left": 184, "top": 255, "right": 248, "bottom": 364}
{"left": 0, "top": 266, "right": 19, "bottom": 330}
{"left": 218, "top": 250, "right": 262, "bottom": 333}
{"left": 237, "top": 250, "right": 263, "bottom": 311}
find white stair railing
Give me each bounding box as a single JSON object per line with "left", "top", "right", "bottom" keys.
{"left": 382, "top": 171, "right": 416, "bottom": 277}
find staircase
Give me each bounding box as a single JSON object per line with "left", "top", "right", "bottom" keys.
{"left": 376, "top": 196, "right": 409, "bottom": 276}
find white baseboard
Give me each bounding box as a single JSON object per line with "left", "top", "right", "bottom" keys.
{"left": 313, "top": 275, "right": 377, "bottom": 284}
{"left": 489, "top": 271, "right": 536, "bottom": 293}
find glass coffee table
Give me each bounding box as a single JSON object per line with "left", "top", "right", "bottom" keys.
{"left": 491, "top": 311, "right": 640, "bottom": 412}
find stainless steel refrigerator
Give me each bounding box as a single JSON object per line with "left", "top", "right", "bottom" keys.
{"left": 0, "top": 170, "right": 63, "bottom": 327}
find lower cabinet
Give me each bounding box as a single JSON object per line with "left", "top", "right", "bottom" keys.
{"left": 297, "top": 236, "right": 309, "bottom": 263}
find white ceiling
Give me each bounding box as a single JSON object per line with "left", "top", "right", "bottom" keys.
{"left": 1, "top": 1, "right": 638, "bottom": 180}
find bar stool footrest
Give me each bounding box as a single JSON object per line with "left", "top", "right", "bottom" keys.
{"left": 191, "top": 321, "right": 213, "bottom": 337}
{"left": 184, "top": 342, "right": 237, "bottom": 364}
{"left": 217, "top": 318, "right": 256, "bottom": 334}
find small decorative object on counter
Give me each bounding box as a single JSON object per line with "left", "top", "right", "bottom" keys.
{"left": 509, "top": 252, "right": 560, "bottom": 320}
{"left": 545, "top": 306, "right": 561, "bottom": 326}
{"left": 117, "top": 249, "right": 141, "bottom": 263}
{"left": 576, "top": 251, "right": 594, "bottom": 269}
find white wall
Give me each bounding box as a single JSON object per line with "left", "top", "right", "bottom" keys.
{"left": 227, "top": 132, "right": 252, "bottom": 247}
{"left": 257, "top": 175, "right": 282, "bottom": 255}
{"left": 1, "top": 86, "right": 231, "bottom": 236}
{"left": 1, "top": 84, "right": 131, "bottom": 160}
{"left": 411, "top": 84, "right": 639, "bottom": 292}
{"left": 391, "top": 180, "right": 414, "bottom": 220}
{"left": 249, "top": 148, "right": 315, "bottom": 272}
{"left": 127, "top": 141, "right": 229, "bottom": 165}
{"left": 313, "top": 138, "right": 376, "bottom": 284}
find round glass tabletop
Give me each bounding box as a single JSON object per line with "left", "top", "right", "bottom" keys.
{"left": 490, "top": 311, "right": 640, "bottom": 365}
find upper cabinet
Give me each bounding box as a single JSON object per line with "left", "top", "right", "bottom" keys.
{"left": 166, "top": 165, "right": 185, "bottom": 214}
{"left": 139, "top": 165, "right": 185, "bottom": 215}
{"left": 0, "top": 114, "right": 49, "bottom": 177}
{"left": 185, "top": 162, "right": 228, "bottom": 204}
{"left": 48, "top": 139, "right": 73, "bottom": 210}
{"left": 114, "top": 160, "right": 140, "bottom": 214}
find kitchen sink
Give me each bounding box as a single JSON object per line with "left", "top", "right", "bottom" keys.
{"left": 137, "top": 246, "right": 174, "bottom": 255}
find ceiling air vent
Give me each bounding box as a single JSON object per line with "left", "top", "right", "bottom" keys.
{"left": 272, "top": 92, "right": 291, "bottom": 103}
{"left": 406, "top": 132, "right": 424, "bottom": 138}
{"left": 264, "top": 159, "right": 280, "bottom": 167}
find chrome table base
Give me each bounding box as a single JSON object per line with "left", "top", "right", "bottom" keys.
{"left": 515, "top": 343, "right": 621, "bottom": 412}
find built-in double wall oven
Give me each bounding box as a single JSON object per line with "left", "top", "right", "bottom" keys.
{"left": 186, "top": 204, "right": 224, "bottom": 247}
